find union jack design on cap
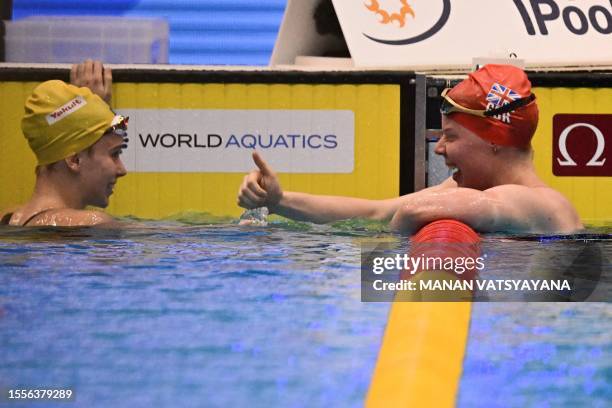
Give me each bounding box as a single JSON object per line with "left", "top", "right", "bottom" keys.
{"left": 486, "top": 83, "right": 521, "bottom": 108}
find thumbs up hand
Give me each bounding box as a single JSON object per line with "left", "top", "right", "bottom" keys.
{"left": 238, "top": 152, "right": 283, "bottom": 210}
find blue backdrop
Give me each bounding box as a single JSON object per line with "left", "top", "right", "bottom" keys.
{"left": 12, "top": 0, "right": 286, "bottom": 65}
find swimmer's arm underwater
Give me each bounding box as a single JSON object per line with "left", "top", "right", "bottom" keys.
{"left": 237, "top": 152, "right": 457, "bottom": 224}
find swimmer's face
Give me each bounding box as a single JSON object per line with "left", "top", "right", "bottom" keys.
{"left": 435, "top": 116, "right": 495, "bottom": 190}
{"left": 77, "top": 132, "right": 127, "bottom": 208}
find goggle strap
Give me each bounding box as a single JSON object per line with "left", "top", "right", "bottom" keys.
{"left": 483, "top": 94, "right": 536, "bottom": 117}
{"left": 441, "top": 89, "right": 535, "bottom": 117}
{"left": 440, "top": 89, "right": 486, "bottom": 117}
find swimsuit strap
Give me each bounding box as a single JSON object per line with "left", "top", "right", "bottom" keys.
{"left": 0, "top": 212, "right": 13, "bottom": 225}
{"left": 21, "top": 208, "right": 56, "bottom": 227}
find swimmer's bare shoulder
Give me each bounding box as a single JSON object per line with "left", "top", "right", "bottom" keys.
{"left": 485, "top": 184, "right": 583, "bottom": 233}
{"left": 26, "top": 209, "right": 120, "bottom": 227}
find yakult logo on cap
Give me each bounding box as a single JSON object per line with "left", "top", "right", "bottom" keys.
{"left": 46, "top": 96, "right": 87, "bottom": 125}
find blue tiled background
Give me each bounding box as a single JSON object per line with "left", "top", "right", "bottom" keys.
{"left": 12, "top": 0, "right": 286, "bottom": 65}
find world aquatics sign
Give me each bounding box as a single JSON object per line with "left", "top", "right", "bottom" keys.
{"left": 116, "top": 109, "right": 354, "bottom": 173}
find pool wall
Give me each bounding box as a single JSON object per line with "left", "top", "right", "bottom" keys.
{"left": 0, "top": 65, "right": 610, "bottom": 226}
{"left": 0, "top": 66, "right": 409, "bottom": 219}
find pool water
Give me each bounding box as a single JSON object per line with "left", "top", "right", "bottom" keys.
{"left": 459, "top": 232, "right": 611, "bottom": 407}
{"left": 0, "top": 222, "right": 610, "bottom": 407}
{"left": 460, "top": 303, "right": 611, "bottom": 407}
{"left": 0, "top": 223, "right": 389, "bottom": 407}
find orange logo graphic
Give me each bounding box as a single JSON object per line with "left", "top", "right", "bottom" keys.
{"left": 365, "top": 0, "right": 415, "bottom": 28}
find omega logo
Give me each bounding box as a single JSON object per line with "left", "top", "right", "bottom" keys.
{"left": 557, "top": 123, "right": 606, "bottom": 167}
{"left": 553, "top": 114, "right": 611, "bottom": 177}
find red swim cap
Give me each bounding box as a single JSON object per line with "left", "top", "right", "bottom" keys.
{"left": 446, "top": 64, "right": 539, "bottom": 148}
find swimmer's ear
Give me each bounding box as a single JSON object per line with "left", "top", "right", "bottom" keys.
{"left": 64, "top": 154, "right": 81, "bottom": 172}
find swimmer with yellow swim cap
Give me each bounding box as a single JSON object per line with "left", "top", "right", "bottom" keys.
{"left": 238, "top": 64, "right": 583, "bottom": 234}
{"left": 1, "top": 61, "right": 128, "bottom": 227}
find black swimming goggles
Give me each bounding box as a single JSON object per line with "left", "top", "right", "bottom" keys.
{"left": 440, "top": 88, "right": 536, "bottom": 118}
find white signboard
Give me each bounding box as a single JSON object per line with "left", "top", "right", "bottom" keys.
{"left": 327, "top": 0, "right": 611, "bottom": 68}
{"left": 116, "top": 110, "right": 355, "bottom": 173}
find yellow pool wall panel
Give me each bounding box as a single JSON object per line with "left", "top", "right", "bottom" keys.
{"left": 532, "top": 87, "right": 612, "bottom": 227}
{"left": 0, "top": 81, "right": 39, "bottom": 209}
{"left": 0, "top": 81, "right": 400, "bottom": 219}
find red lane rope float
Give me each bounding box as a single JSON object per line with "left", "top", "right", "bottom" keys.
{"left": 403, "top": 219, "right": 481, "bottom": 301}
{"left": 412, "top": 219, "right": 480, "bottom": 245}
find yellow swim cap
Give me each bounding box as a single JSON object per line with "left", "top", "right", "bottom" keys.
{"left": 21, "top": 80, "right": 115, "bottom": 166}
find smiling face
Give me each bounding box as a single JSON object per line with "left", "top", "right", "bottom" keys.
{"left": 435, "top": 115, "right": 498, "bottom": 190}
{"left": 77, "top": 132, "right": 127, "bottom": 208}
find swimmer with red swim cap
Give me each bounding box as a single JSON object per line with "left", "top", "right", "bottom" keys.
{"left": 238, "top": 64, "right": 583, "bottom": 234}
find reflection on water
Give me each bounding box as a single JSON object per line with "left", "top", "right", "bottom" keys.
{"left": 0, "top": 222, "right": 610, "bottom": 407}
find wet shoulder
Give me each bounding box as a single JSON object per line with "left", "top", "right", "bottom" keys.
{"left": 26, "top": 209, "right": 115, "bottom": 227}
{"left": 487, "top": 184, "right": 582, "bottom": 232}
{"left": 532, "top": 187, "right": 583, "bottom": 230}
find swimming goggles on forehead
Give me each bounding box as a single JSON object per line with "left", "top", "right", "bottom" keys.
{"left": 105, "top": 115, "right": 129, "bottom": 148}
{"left": 440, "top": 88, "right": 536, "bottom": 118}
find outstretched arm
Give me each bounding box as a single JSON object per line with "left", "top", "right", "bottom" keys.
{"left": 269, "top": 192, "right": 388, "bottom": 223}
{"left": 237, "top": 152, "right": 457, "bottom": 224}
{"left": 272, "top": 178, "right": 457, "bottom": 223}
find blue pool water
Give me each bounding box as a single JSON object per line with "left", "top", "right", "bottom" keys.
{"left": 460, "top": 303, "right": 611, "bottom": 408}
{"left": 0, "top": 223, "right": 610, "bottom": 407}
{"left": 0, "top": 224, "right": 389, "bottom": 407}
